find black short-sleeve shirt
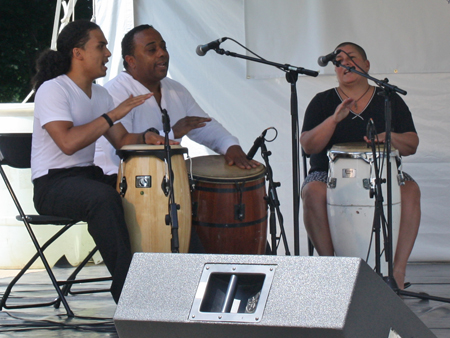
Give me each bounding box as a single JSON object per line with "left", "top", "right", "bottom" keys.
{"left": 301, "top": 87, "right": 417, "bottom": 173}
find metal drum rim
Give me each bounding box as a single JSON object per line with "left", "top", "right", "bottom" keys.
{"left": 117, "top": 145, "right": 188, "bottom": 159}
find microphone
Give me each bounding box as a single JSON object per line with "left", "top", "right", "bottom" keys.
{"left": 247, "top": 129, "right": 268, "bottom": 160}
{"left": 317, "top": 49, "right": 342, "bottom": 67}
{"left": 196, "top": 37, "right": 227, "bottom": 56}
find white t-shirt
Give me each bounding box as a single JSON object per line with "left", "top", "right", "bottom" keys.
{"left": 94, "top": 72, "right": 239, "bottom": 175}
{"left": 31, "top": 75, "right": 114, "bottom": 180}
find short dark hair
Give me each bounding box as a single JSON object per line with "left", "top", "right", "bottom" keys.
{"left": 335, "top": 42, "right": 367, "bottom": 61}
{"left": 121, "top": 24, "right": 154, "bottom": 70}
{"left": 32, "top": 20, "right": 100, "bottom": 90}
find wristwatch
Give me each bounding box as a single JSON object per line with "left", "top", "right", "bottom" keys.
{"left": 146, "top": 127, "right": 160, "bottom": 135}
{"left": 142, "top": 127, "right": 160, "bottom": 143}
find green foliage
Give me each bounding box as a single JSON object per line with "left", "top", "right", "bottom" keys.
{"left": 0, "top": 0, "right": 92, "bottom": 103}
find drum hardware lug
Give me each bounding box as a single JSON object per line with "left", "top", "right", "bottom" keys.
{"left": 189, "top": 178, "right": 196, "bottom": 192}
{"left": 363, "top": 178, "right": 371, "bottom": 190}
{"left": 136, "top": 175, "right": 152, "bottom": 188}
{"left": 119, "top": 177, "right": 128, "bottom": 197}
{"left": 165, "top": 214, "right": 171, "bottom": 225}
{"left": 327, "top": 177, "right": 336, "bottom": 189}
{"left": 397, "top": 172, "right": 405, "bottom": 186}
{"left": 161, "top": 177, "right": 170, "bottom": 197}
{"left": 235, "top": 182, "right": 245, "bottom": 220}
{"left": 235, "top": 204, "right": 246, "bottom": 221}
{"left": 192, "top": 201, "right": 198, "bottom": 218}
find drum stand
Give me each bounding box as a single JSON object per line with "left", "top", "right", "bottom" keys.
{"left": 258, "top": 132, "right": 291, "bottom": 256}
{"left": 161, "top": 108, "right": 180, "bottom": 253}
{"left": 212, "top": 45, "right": 318, "bottom": 255}
{"left": 335, "top": 59, "right": 450, "bottom": 303}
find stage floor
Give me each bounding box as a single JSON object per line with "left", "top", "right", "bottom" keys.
{"left": 1, "top": 261, "right": 449, "bottom": 338}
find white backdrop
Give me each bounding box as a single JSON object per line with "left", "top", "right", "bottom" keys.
{"left": 95, "top": 0, "right": 450, "bottom": 261}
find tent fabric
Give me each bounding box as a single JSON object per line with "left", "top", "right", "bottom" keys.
{"left": 95, "top": 0, "right": 450, "bottom": 261}
{"left": 245, "top": 0, "right": 450, "bottom": 78}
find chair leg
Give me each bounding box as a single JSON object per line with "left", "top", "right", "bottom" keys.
{"left": 0, "top": 166, "right": 74, "bottom": 317}
{"left": 302, "top": 150, "right": 315, "bottom": 257}
{"left": 53, "top": 246, "right": 112, "bottom": 309}
{"left": 0, "top": 222, "right": 76, "bottom": 317}
{"left": 308, "top": 238, "right": 315, "bottom": 256}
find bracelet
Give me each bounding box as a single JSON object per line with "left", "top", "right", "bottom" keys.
{"left": 101, "top": 113, "right": 114, "bottom": 128}
{"left": 142, "top": 127, "right": 160, "bottom": 143}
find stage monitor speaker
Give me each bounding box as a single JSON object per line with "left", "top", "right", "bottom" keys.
{"left": 114, "top": 254, "right": 434, "bottom": 338}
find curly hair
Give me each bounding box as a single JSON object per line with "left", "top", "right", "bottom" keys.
{"left": 32, "top": 20, "right": 100, "bottom": 90}
{"left": 121, "top": 24, "right": 154, "bottom": 70}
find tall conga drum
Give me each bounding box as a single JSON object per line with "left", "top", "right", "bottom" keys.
{"left": 117, "top": 145, "right": 191, "bottom": 253}
{"left": 188, "top": 155, "right": 267, "bottom": 254}
{"left": 327, "top": 142, "right": 401, "bottom": 275}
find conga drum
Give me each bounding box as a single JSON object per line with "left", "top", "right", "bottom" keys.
{"left": 327, "top": 143, "right": 401, "bottom": 275}
{"left": 117, "top": 145, "right": 191, "bottom": 253}
{"left": 188, "top": 155, "right": 267, "bottom": 254}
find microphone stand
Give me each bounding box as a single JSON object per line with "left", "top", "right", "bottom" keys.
{"left": 161, "top": 109, "right": 180, "bottom": 253}
{"left": 334, "top": 60, "right": 403, "bottom": 284}
{"left": 335, "top": 61, "right": 450, "bottom": 303}
{"left": 213, "top": 47, "right": 318, "bottom": 255}
{"left": 260, "top": 137, "right": 290, "bottom": 256}
{"left": 367, "top": 122, "right": 387, "bottom": 280}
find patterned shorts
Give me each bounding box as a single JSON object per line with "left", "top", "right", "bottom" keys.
{"left": 301, "top": 170, "right": 415, "bottom": 191}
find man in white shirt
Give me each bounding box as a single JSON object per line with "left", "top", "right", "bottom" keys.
{"left": 95, "top": 24, "right": 258, "bottom": 174}
{"left": 31, "top": 21, "right": 173, "bottom": 303}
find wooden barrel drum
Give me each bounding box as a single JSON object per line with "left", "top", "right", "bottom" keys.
{"left": 188, "top": 155, "right": 267, "bottom": 254}
{"left": 117, "top": 145, "right": 191, "bottom": 253}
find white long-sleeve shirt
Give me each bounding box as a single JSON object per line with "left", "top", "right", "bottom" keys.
{"left": 94, "top": 72, "right": 239, "bottom": 174}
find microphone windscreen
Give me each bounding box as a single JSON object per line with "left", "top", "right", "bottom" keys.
{"left": 196, "top": 45, "right": 206, "bottom": 56}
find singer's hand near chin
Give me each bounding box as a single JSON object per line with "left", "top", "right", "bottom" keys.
{"left": 333, "top": 97, "right": 355, "bottom": 123}
{"left": 225, "top": 145, "right": 260, "bottom": 169}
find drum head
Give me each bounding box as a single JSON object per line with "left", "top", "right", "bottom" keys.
{"left": 117, "top": 144, "right": 188, "bottom": 160}
{"left": 188, "top": 155, "right": 265, "bottom": 182}
{"left": 120, "top": 144, "right": 186, "bottom": 151}
{"left": 329, "top": 142, "right": 398, "bottom": 161}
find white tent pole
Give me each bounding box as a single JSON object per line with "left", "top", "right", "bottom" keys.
{"left": 60, "top": 0, "right": 78, "bottom": 32}
{"left": 23, "top": 0, "right": 80, "bottom": 103}
{"left": 50, "top": 0, "right": 63, "bottom": 50}
{"left": 91, "top": 0, "right": 96, "bottom": 22}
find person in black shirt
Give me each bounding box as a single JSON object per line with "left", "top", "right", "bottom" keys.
{"left": 300, "top": 42, "right": 420, "bottom": 289}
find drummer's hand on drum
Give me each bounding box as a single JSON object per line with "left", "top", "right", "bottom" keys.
{"left": 144, "top": 131, "right": 179, "bottom": 145}
{"left": 364, "top": 132, "right": 386, "bottom": 145}
{"left": 225, "top": 145, "right": 260, "bottom": 169}
{"left": 172, "top": 116, "right": 212, "bottom": 138}
{"left": 333, "top": 97, "right": 355, "bottom": 123}
{"left": 364, "top": 131, "right": 419, "bottom": 156}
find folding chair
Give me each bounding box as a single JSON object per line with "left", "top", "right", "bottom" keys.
{"left": 301, "top": 148, "right": 315, "bottom": 256}
{"left": 0, "top": 133, "right": 111, "bottom": 317}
